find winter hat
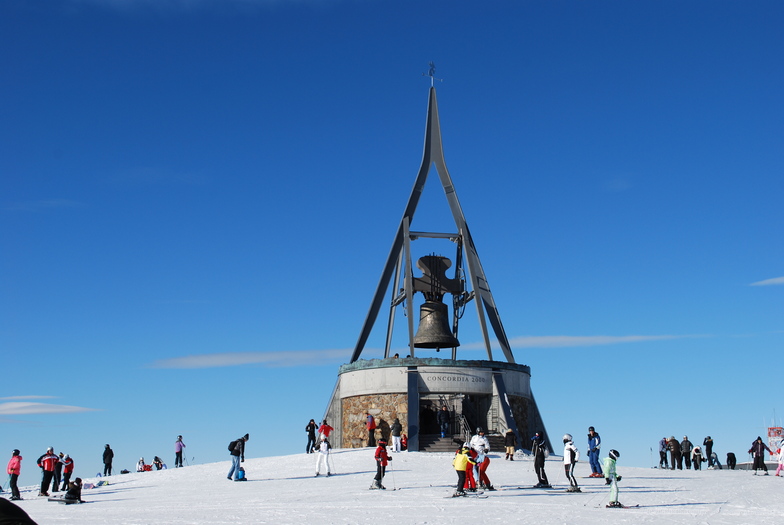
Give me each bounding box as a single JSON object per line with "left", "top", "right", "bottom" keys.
{"left": 378, "top": 438, "right": 388, "bottom": 445}
{"left": 588, "top": 426, "right": 595, "bottom": 432}
{"left": 74, "top": 478, "right": 82, "bottom": 485}
{"left": 609, "top": 449, "right": 620, "bottom": 460}
{"left": 47, "top": 447, "right": 54, "bottom": 453}
{"left": 477, "top": 427, "right": 484, "bottom": 434}
{"left": 243, "top": 434, "right": 250, "bottom": 441}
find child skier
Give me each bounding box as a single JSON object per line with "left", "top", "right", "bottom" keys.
{"left": 563, "top": 434, "right": 580, "bottom": 492}
{"left": 603, "top": 449, "right": 623, "bottom": 508}
{"left": 451, "top": 443, "right": 476, "bottom": 497}
{"left": 775, "top": 445, "right": 784, "bottom": 477}
{"left": 315, "top": 435, "right": 331, "bottom": 477}
{"left": 370, "top": 438, "right": 391, "bottom": 489}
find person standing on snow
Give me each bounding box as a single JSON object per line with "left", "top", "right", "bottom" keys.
{"left": 531, "top": 432, "right": 550, "bottom": 488}
{"left": 315, "top": 435, "right": 331, "bottom": 477}
{"left": 318, "top": 419, "right": 334, "bottom": 440}
{"left": 103, "top": 444, "right": 114, "bottom": 477}
{"left": 470, "top": 427, "right": 494, "bottom": 490}
{"left": 603, "top": 449, "right": 623, "bottom": 508}
{"left": 691, "top": 446, "right": 704, "bottom": 470}
{"left": 60, "top": 454, "right": 74, "bottom": 491}
{"left": 37, "top": 447, "right": 58, "bottom": 497}
{"left": 668, "top": 436, "right": 682, "bottom": 470}
{"left": 451, "top": 443, "right": 476, "bottom": 497}
{"left": 563, "top": 434, "right": 581, "bottom": 492}
{"left": 370, "top": 438, "right": 392, "bottom": 489}
{"left": 7, "top": 449, "right": 22, "bottom": 501}
{"left": 390, "top": 418, "right": 403, "bottom": 453}
{"left": 504, "top": 429, "right": 517, "bottom": 461}
{"left": 658, "top": 437, "right": 669, "bottom": 469}
{"left": 227, "top": 434, "right": 249, "bottom": 481}
{"left": 305, "top": 419, "right": 317, "bottom": 453}
{"left": 681, "top": 436, "right": 693, "bottom": 469}
{"left": 174, "top": 435, "right": 186, "bottom": 467}
{"left": 775, "top": 445, "right": 784, "bottom": 477}
{"left": 749, "top": 436, "right": 772, "bottom": 475}
{"left": 587, "top": 426, "right": 603, "bottom": 477}
{"left": 703, "top": 436, "right": 714, "bottom": 467}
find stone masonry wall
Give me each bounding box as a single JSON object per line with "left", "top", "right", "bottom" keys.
{"left": 341, "top": 394, "right": 409, "bottom": 448}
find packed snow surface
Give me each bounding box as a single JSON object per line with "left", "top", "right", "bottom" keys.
{"left": 6, "top": 448, "right": 782, "bottom": 524}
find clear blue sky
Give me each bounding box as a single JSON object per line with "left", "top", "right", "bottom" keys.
{"left": 2, "top": 0, "right": 782, "bottom": 485}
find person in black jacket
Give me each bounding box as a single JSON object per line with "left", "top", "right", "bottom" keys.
{"left": 227, "top": 434, "right": 249, "bottom": 481}
{"left": 680, "top": 436, "right": 693, "bottom": 469}
{"left": 703, "top": 436, "right": 714, "bottom": 467}
{"left": 504, "top": 429, "right": 517, "bottom": 460}
{"left": 103, "top": 444, "right": 114, "bottom": 477}
{"left": 305, "top": 419, "right": 317, "bottom": 453}
{"left": 668, "top": 437, "right": 682, "bottom": 470}
{"left": 749, "top": 436, "right": 771, "bottom": 474}
{"left": 437, "top": 406, "right": 450, "bottom": 438}
{"left": 531, "top": 432, "right": 550, "bottom": 488}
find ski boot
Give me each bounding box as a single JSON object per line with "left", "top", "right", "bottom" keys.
{"left": 606, "top": 501, "right": 623, "bottom": 508}
{"left": 452, "top": 489, "right": 467, "bottom": 497}
{"left": 566, "top": 486, "right": 581, "bottom": 492}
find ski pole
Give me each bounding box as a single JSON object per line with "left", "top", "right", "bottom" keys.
{"left": 389, "top": 461, "right": 396, "bottom": 490}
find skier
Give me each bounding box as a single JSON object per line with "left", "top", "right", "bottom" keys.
{"left": 370, "top": 438, "right": 391, "bottom": 489}
{"left": 52, "top": 453, "right": 64, "bottom": 493}
{"left": 680, "top": 436, "right": 693, "bottom": 469}
{"left": 775, "top": 445, "right": 784, "bottom": 477}
{"left": 390, "top": 418, "right": 403, "bottom": 453}
{"left": 305, "top": 419, "right": 317, "bottom": 453}
{"left": 587, "top": 426, "right": 603, "bottom": 477}
{"left": 315, "top": 435, "right": 331, "bottom": 477}
{"left": 103, "top": 444, "right": 114, "bottom": 477}
{"left": 563, "top": 433, "right": 581, "bottom": 492}
{"left": 60, "top": 454, "right": 74, "bottom": 491}
{"left": 470, "top": 428, "right": 494, "bottom": 490}
{"left": 37, "top": 447, "right": 59, "bottom": 497}
{"left": 691, "top": 446, "right": 704, "bottom": 470}
{"left": 174, "top": 435, "right": 186, "bottom": 467}
{"left": 748, "top": 436, "right": 772, "bottom": 475}
{"left": 464, "top": 446, "right": 479, "bottom": 492}
{"left": 658, "top": 437, "right": 669, "bottom": 469}
{"left": 6, "top": 449, "right": 22, "bottom": 501}
{"left": 603, "top": 449, "right": 623, "bottom": 508}
{"left": 726, "top": 452, "right": 737, "bottom": 469}
{"left": 504, "top": 429, "right": 516, "bottom": 461}
{"left": 451, "top": 443, "right": 476, "bottom": 497}
{"left": 227, "top": 434, "right": 249, "bottom": 481}
{"left": 531, "top": 432, "right": 550, "bottom": 488}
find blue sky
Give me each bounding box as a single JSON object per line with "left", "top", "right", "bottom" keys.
{"left": 1, "top": 0, "right": 782, "bottom": 485}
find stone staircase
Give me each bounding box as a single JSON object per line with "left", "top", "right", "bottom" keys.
{"left": 419, "top": 433, "right": 507, "bottom": 453}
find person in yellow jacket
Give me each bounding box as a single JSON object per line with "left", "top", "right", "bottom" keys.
{"left": 451, "top": 444, "right": 476, "bottom": 497}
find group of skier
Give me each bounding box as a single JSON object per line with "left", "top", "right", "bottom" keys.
{"left": 658, "top": 435, "right": 716, "bottom": 470}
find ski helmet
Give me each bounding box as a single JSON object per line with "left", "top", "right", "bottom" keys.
{"left": 12, "top": 449, "right": 20, "bottom": 456}
{"left": 563, "top": 433, "right": 573, "bottom": 443}
{"left": 477, "top": 427, "right": 484, "bottom": 433}
{"left": 609, "top": 449, "right": 620, "bottom": 460}
{"left": 588, "top": 426, "right": 595, "bottom": 432}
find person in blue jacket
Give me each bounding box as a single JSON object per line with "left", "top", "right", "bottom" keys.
{"left": 587, "top": 426, "right": 603, "bottom": 477}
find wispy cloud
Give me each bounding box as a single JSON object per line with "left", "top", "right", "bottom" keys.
{"left": 507, "top": 334, "right": 687, "bottom": 348}
{"left": 750, "top": 276, "right": 784, "bottom": 286}
{"left": 0, "top": 395, "right": 57, "bottom": 401}
{"left": 2, "top": 199, "right": 83, "bottom": 212}
{"left": 149, "top": 348, "right": 350, "bottom": 369}
{"left": 0, "top": 401, "right": 99, "bottom": 416}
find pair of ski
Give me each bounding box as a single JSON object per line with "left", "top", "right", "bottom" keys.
{"left": 446, "top": 490, "right": 487, "bottom": 499}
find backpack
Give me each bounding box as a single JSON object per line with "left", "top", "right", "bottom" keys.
{"left": 228, "top": 440, "right": 239, "bottom": 452}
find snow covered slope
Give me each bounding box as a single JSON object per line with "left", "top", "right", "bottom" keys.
{"left": 6, "top": 448, "right": 783, "bottom": 524}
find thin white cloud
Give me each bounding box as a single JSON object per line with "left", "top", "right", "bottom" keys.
{"left": 750, "top": 277, "right": 784, "bottom": 286}
{"left": 0, "top": 395, "right": 57, "bottom": 401}
{"left": 508, "top": 335, "right": 685, "bottom": 348}
{"left": 0, "top": 402, "right": 98, "bottom": 416}
{"left": 150, "top": 348, "right": 350, "bottom": 369}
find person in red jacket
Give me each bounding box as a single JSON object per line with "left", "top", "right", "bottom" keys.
{"left": 370, "top": 438, "right": 391, "bottom": 489}
{"left": 318, "top": 420, "right": 334, "bottom": 439}
{"left": 366, "top": 412, "right": 377, "bottom": 447}
{"left": 60, "top": 454, "right": 75, "bottom": 491}
{"left": 7, "top": 449, "right": 22, "bottom": 500}
{"left": 37, "top": 447, "right": 58, "bottom": 497}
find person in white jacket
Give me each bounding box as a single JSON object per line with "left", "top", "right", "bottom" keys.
{"left": 469, "top": 428, "right": 494, "bottom": 490}
{"left": 563, "top": 434, "right": 581, "bottom": 492}
{"left": 315, "top": 436, "right": 331, "bottom": 477}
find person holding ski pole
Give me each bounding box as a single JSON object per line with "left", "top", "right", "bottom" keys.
{"left": 563, "top": 434, "right": 581, "bottom": 492}
{"left": 174, "top": 435, "right": 186, "bottom": 468}
{"left": 603, "top": 449, "right": 623, "bottom": 508}
{"left": 531, "top": 432, "right": 550, "bottom": 488}
{"left": 315, "top": 435, "right": 331, "bottom": 477}
{"left": 370, "top": 438, "right": 391, "bottom": 489}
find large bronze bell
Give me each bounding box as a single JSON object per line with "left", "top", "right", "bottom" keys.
{"left": 413, "top": 301, "right": 460, "bottom": 349}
